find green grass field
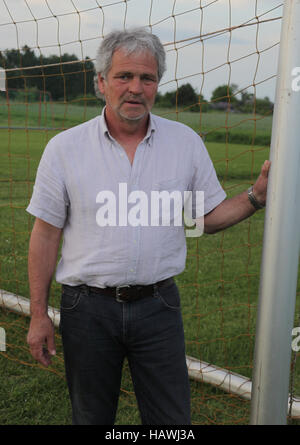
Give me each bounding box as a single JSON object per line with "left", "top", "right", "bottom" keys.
{"left": 0, "top": 101, "right": 299, "bottom": 425}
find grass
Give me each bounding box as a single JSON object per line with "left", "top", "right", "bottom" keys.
{"left": 0, "top": 98, "right": 273, "bottom": 144}
{"left": 0, "top": 101, "right": 299, "bottom": 425}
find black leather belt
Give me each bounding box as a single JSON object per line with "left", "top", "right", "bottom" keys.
{"left": 88, "top": 277, "right": 174, "bottom": 303}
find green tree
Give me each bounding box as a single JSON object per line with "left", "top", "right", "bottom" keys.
{"left": 155, "top": 83, "right": 209, "bottom": 111}
{"left": 42, "top": 53, "right": 95, "bottom": 101}
{"left": 1, "top": 45, "right": 40, "bottom": 91}
{"left": 177, "top": 83, "right": 198, "bottom": 106}
{"left": 1, "top": 45, "right": 96, "bottom": 101}
{"left": 254, "top": 96, "right": 273, "bottom": 115}
{"left": 211, "top": 83, "right": 238, "bottom": 104}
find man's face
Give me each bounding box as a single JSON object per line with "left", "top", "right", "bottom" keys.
{"left": 97, "top": 48, "right": 159, "bottom": 124}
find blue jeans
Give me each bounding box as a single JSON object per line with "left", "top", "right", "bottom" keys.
{"left": 59, "top": 280, "right": 191, "bottom": 425}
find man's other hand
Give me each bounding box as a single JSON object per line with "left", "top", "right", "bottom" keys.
{"left": 252, "top": 160, "right": 271, "bottom": 207}
{"left": 27, "top": 314, "right": 56, "bottom": 367}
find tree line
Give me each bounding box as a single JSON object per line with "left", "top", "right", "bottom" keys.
{"left": 155, "top": 82, "right": 274, "bottom": 115}
{"left": 0, "top": 45, "right": 273, "bottom": 115}
{"left": 0, "top": 45, "right": 95, "bottom": 101}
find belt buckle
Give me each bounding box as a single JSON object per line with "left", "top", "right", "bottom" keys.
{"left": 116, "top": 285, "right": 130, "bottom": 303}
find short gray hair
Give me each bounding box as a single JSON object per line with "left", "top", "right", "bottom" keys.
{"left": 94, "top": 28, "right": 166, "bottom": 100}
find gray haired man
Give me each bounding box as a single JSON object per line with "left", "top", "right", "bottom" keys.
{"left": 26, "top": 28, "right": 270, "bottom": 425}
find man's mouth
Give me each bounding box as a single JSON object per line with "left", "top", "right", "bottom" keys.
{"left": 123, "top": 99, "right": 144, "bottom": 105}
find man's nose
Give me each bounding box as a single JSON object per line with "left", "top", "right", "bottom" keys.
{"left": 128, "top": 76, "right": 143, "bottom": 94}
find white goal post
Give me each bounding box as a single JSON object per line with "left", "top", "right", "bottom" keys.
{"left": 250, "top": 0, "right": 300, "bottom": 425}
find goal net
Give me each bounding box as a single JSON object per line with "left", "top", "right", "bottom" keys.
{"left": 0, "top": 0, "right": 299, "bottom": 425}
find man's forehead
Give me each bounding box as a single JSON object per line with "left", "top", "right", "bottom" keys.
{"left": 110, "top": 47, "right": 158, "bottom": 72}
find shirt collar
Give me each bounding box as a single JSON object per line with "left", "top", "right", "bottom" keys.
{"left": 99, "top": 106, "right": 156, "bottom": 145}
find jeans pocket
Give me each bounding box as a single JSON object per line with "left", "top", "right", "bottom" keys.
{"left": 156, "top": 282, "right": 181, "bottom": 310}
{"left": 61, "top": 287, "right": 82, "bottom": 311}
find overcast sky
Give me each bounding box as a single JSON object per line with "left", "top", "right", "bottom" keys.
{"left": 0, "top": 0, "right": 283, "bottom": 100}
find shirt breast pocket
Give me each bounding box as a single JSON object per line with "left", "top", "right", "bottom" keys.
{"left": 151, "top": 178, "right": 187, "bottom": 227}
{"left": 154, "top": 178, "right": 186, "bottom": 191}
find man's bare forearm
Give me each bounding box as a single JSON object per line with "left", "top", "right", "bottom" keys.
{"left": 203, "top": 160, "right": 270, "bottom": 234}
{"left": 28, "top": 218, "right": 62, "bottom": 317}
{"left": 204, "top": 190, "right": 256, "bottom": 234}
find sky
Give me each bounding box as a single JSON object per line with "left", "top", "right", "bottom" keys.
{"left": 0, "top": 0, "right": 283, "bottom": 101}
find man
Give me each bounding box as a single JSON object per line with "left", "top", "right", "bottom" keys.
{"left": 26, "top": 28, "right": 270, "bottom": 425}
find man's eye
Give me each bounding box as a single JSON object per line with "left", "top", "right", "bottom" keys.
{"left": 118, "top": 74, "right": 131, "bottom": 80}
{"left": 142, "top": 76, "right": 156, "bottom": 83}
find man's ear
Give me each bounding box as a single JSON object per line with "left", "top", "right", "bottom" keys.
{"left": 97, "top": 73, "right": 106, "bottom": 95}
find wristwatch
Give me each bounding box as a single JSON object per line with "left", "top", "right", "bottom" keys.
{"left": 247, "top": 186, "right": 265, "bottom": 210}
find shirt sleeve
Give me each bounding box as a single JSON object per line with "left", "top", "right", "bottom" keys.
{"left": 191, "top": 136, "right": 226, "bottom": 217}
{"left": 26, "top": 137, "right": 69, "bottom": 228}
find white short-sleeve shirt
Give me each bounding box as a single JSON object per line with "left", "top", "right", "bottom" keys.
{"left": 27, "top": 110, "right": 226, "bottom": 287}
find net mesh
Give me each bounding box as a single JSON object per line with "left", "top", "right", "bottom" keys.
{"left": 0, "top": 0, "right": 299, "bottom": 425}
